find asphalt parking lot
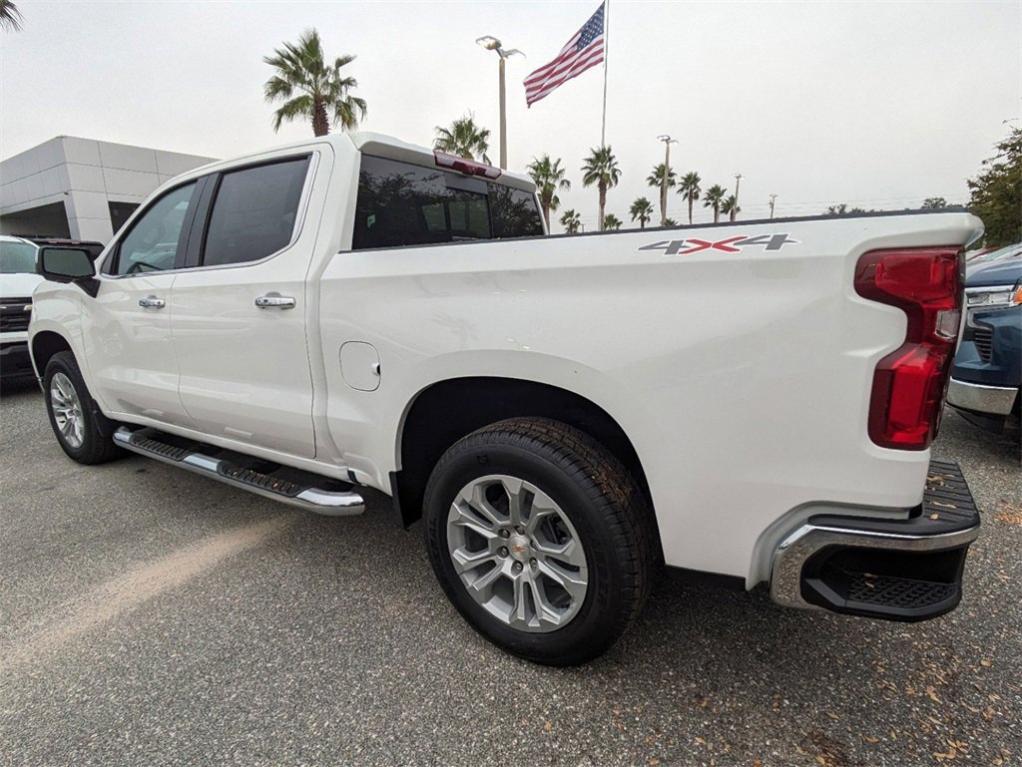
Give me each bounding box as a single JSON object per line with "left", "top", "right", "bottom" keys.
{"left": 1, "top": 382, "right": 1019, "bottom": 767}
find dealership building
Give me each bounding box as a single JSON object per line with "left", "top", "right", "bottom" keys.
{"left": 0, "top": 137, "right": 214, "bottom": 243}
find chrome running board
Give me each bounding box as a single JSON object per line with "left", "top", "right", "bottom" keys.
{"left": 113, "top": 426, "right": 365, "bottom": 517}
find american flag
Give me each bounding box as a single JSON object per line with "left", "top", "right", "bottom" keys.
{"left": 524, "top": 3, "right": 605, "bottom": 107}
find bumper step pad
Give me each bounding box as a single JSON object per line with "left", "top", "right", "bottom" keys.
{"left": 771, "top": 460, "right": 980, "bottom": 622}
{"left": 113, "top": 426, "right": 365, "bottom": 516}
{"left": 844, "top": 572, "right": 956, "bottom": 610}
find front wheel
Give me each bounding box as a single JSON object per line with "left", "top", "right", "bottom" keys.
{"left": 43, "top": 351, "right": 122, "bottom": 465}
{"left": 423, "top": 417, "right": 657, "bottom": 666}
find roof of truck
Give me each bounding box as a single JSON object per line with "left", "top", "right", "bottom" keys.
{"left": 164, "top": 131, "right": 536, "bottom": 194}
{"left": 0, "top": 235, "right": 35, "bottom": 246}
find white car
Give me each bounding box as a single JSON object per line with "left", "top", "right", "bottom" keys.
{"left": 27, "top": 133, "right": 983, "bottom": 664}
{"left": 1, "top": 235, "right": 44, "bottom": 382}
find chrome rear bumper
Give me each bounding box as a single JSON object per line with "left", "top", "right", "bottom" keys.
{"left": 947, "top": 378, "right": 1018, "bottom": 416}
{"left": 769, "top": 460, "right": 979, "bottom": 621}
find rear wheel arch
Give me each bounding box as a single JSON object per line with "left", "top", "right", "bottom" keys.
{"left": 392, "top": 377, "right": 656, "bottom": 538}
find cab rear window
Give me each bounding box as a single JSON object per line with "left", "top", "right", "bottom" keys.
{"left": 352, "top": 155, "right": 543, "bottom": 250}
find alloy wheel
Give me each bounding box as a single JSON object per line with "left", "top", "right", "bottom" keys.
{"left": 50, "top": 372, "right": 85, "bottom": 449}
{"left": 446, "top": 474, "right": 589, "bottom": 633}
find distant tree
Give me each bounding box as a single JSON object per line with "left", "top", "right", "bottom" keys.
{"left": 560, "top": 208, "right": 582, "bottom": 234}
{"left": 677, "top": 171, "right": 701, "bottom": 224}
{"left": 662, "top": 217, "right": 678, "bottom": 227}
{"left": 721, "top": 194, "right": 741, "bottom": 222}
{"left": 603, "top": 213, "right": 623, "bottom": 231}
{"left": 582, "top": 146, "right": 622, "bottom": 231}
{"left": 646, "top": 163, "right": 677, "bottom": 226}
{"left": 968, "top": 126, "right": 1021, "bottom": 247}
{"left": 922, "top": 196, "right": 948, "bottom": 210}
{"left": 264, "top": 29, "right": 366, "bottom": 137}
{"left": 629, "top": 197, "right": 655, "bottom": 229}
{"left": 434, "top": 115, "right": 491, "bottom": 162}
{"left": 703, "top": 184, "right": 727, "bottom": 223}
{"left": 1, "top": 0, "right": 23, "bottom": 31}
{"left": 527, "top": 155, "right": 571, "bottom": 230}
{"left": 827, "top": 203, "right": 849, "bottom": 215}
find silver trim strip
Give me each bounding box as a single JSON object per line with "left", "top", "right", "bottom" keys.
{"left": 947, "top": 377, "right": 1018, "bottom": 416}
{"left": 965, "top": 284, "right": 1015, "bottom": 294}
{"left": 770, "top": 522, "right": 980, "bottom": 610}
{"left": 114, "top": 427, "right": 364, "bottom": 517}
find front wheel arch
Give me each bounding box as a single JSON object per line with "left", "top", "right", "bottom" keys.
{"left": 31, "top": 330, "right": 73, "bottom": 380}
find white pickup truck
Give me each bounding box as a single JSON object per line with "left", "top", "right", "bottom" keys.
{"left": 28, "top": 132, "right": 983, "bottom": 664}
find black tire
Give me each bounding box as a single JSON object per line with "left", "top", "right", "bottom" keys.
{"left": 43, "top": 351, "right": 122, "bottom": 465}
{"left": 423, "top": 417, "right": 657, "bottom": 666}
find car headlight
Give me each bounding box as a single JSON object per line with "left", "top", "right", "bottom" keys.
{"left": 966, "top": 280, "right": 1022, "bottom": 309}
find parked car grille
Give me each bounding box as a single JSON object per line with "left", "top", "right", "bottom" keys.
{"left": 973, "top": 326, "right": 993, "bottom": 362}
{"left": 0, "top": 297, "right": 32, "bottom": 333}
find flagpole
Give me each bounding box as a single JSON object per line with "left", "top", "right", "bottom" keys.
{"left": 601, "top": 0, "right": 609, "bottom": 147}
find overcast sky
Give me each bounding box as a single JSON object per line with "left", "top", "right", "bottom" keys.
{"left": 2, "top": 0, "right": 1019, "bottom": 230}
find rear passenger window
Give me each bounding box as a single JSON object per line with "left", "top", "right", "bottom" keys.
{"left": 202, "top": 157, "right": 310, "bottom": 267}
{"left": 352, "top": 155, "right": 543, "bottom": 250}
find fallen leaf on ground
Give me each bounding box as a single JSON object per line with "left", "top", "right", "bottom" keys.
{"left": 993, "top": 512, "right": 1022, "bottom": 526}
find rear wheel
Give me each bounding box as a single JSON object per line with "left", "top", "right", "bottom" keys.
{"left": 43, "top": 351, "right": 122, "bottom": 464}
{"left": 423, "top": 417, "right": 657, "bottom": 666}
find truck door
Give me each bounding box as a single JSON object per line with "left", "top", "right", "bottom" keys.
{"left": 83, "top": 181, "right": 200, "bottom": 427}
{"left": 170, "top": 153, "right": 321, "bottom": 459}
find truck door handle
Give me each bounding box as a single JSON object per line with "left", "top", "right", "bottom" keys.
{"left": 138, "top": 295, "right": 165, "bottom": 309}
{"left": 254, "top": 292, "right": 296, "bottom": 310}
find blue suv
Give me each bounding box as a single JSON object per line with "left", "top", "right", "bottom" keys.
{"left": 947, "top": 244, "right": 1022, "bottom": 433}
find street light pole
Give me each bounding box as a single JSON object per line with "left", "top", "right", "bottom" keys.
{"left": 477, "top": 36, "right": 524, "bottom": 170}
{"left": 732, "top": 173, "right": 742, "bottom": 222}
{"left": 656, "top": 134, "right": 676, "bottom": 227}
{"left": 769, "top": 194, "right": 777, "bottom": 219}
{"left": 498, "top": 56, "right": 507, "bottom": 170}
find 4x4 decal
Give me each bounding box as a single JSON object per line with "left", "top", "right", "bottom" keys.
{"left": 639, "top": 233, "right": 799, "bottom": 255}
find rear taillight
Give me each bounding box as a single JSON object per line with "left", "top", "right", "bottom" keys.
{"left": 854, "top": 247, "right": 963, "bottom": 450}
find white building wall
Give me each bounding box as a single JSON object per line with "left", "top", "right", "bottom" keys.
{"left": 0, "top": 137, "right": 214, "bottom": 242}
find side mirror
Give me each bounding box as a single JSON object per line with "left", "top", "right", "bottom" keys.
{"left": 38, "top": 247, "right": 100, "bottom": 297}
{"left": 38, "top": 247, "right": 96, "bottom": 281}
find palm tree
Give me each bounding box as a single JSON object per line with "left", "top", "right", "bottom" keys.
{"left": 527, "top": 155, "right": 571, "bottom": 230}
{"left": 721, "top": 194, "right": 741, "bottom": 222}
{"left": 434, "top": 115, "right": 491, "bottom": 163}
{"left": 703, "top": 184, "right": 727, "bottom": 223}
{"left": 581, "top": 146, "right": 621, "bottom": 231}
{"left": 646, "top": 163, "right": 677, "bottom": 226}
{"left": 678, "top": 172, "right": 701, "bottom": 224}
{"left": 603, "top": 213, "right": 623, "bottom": 231}
{"left": 663, "top": 217, "right": 678, "bottom": 227}
{"left": 560, "top": 209, "right": 582, "bottom": 234}
{"left": 629, "top": 197, "right": 654, "bottom": 229}
{"left": 1, "top": 0, "right": 22, "bottom": 30}
{"left": 264, "top": 29, "right": 366, "bottom": 137}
